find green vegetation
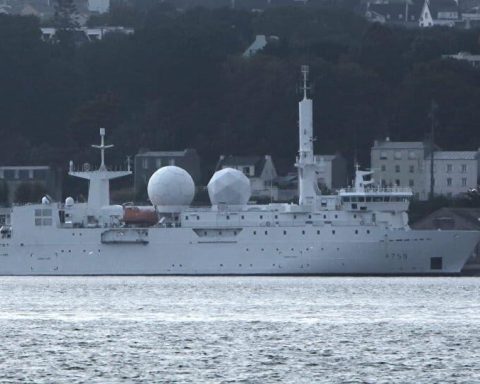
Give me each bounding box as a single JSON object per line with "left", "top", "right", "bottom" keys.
{"left": 1, "top": 4, "right": 480, "bottom": 195}
{"left": 13, "top": 182, "right": 47, "bottom": 204}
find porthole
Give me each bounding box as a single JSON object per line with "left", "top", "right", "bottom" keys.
{"left": 283, "top": 230, "right": 287, "bottom": 235}
{"left": 317, "top": 230, "right": 320, "bottom": 235}
{"left": 302, "top": 230, "right": 305, "bottom": 235}
{"left": 355, "top": 230, "right": 358, "bottom": 234}
{"left": 220, "top": 264, "right": 223, "bottom": 267}
{"left": 260, "top": 215, "right": 263, "bottom": 219}
{"left": 265, "top": 231, "right": 268, "bottom": 235}
{"left": 253, "top": 231, "right": 256, "bottom": 235}
{"left": 332, "top": 230, "right": 336, "bottom": 235}
{"left": 367, "top": 230, "right": 370, "bottom": 234}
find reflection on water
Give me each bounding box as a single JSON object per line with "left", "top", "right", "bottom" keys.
{"left": 0, "top": 277, "right": 479, "bottom": 383}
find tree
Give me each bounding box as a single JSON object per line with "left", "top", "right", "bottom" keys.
{"left": 53, "top": 0, "right": 79, "bottom": 56}
{"left": 14, "top": 182, "right": 47, "bottom": 204}
{"left": 0, "top": 180, "right": 9, "bottom": 206}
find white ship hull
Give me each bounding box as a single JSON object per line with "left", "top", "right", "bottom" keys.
{"left": 1, "top": 226, "right": 477, "bottom": 275}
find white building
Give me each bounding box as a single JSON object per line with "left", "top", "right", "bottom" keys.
{"left": 419, "top": 0, "right": 460, "bottom": 27}
{"left": 442, "top": 52, "right": 480, "bottom": 68}
{"left": 216, "top": 155, "right": 277, "bottom": 200}
{"left": 371, "top": 139, "right": 430, "bottom": 199}
{"left": 88, "top": 0, "right": 109, "bottom": 14}
{"left": 371, "top": 139, "right": 480, "bottom": 200}
{"left": 425, "top": 151, "right": 479, "bottom": 197}
{"left": 313, "top": 154, "right": 347, "bottom": 190}
{"left": 41, "top": 26, "right": 134, "bottom": 42}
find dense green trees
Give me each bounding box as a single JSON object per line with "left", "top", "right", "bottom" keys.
{"left": 0, "top": 5, "right": 479, "bottom": 192}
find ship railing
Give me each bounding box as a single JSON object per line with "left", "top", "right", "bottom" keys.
{"left": 69, "top": 164, "right": 131, "bottom": 172}
{"left": 339, "top": 187, "right": 412, "bottom": 194}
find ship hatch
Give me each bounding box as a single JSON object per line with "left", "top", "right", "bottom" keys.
{"left": 430, "top": 257, "right": 443, "bottom": 270}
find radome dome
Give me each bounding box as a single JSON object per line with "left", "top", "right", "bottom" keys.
{"left": 147, "top": 166, "right": 195, "bottom": 206}
{"left": 208, "top": 168, "right": 251, "bottom": 205}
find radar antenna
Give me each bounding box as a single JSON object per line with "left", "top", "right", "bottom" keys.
{"left": 91, "top": 128, "right": 114, "bottom": 170}
{"left": 300, "top": 65, "right": 310, "bottom": 99}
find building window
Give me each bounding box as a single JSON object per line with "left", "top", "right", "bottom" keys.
{"left": 169, "top": 159, "right": 175, "bottom": 166}
{"left": 395, "top": 165, "right": 400, "bottom": 173}
{"left": 447, "top": 178, "right": 452, "bottom": 186}
{"left": 409, "top": 152, "right": 417, "bottom": 160}
{"left": 395, "top": 179, "right": 400, "bottom": 186}
{"left": 19, "top": 170, "right": 29, "bottom": 180}
{"left": 394, "top": 151, "right": 402, "bottom": 160}
{"left": 155, "top": 158, "right": 162, "bottom": 168}
{"left": 461, "top": 164, "right": 467, "bottom": 173}
{"left": 142, "top": 158, "right": 148, "bottom": 169}
{"left": 409, "top": 180, "right": 414, "bottom": 187}
{"left": 447, "top": 164, "right": 452, "bottom": 173}
{"left": 381, "top": 165, "right": 386, "bottom": 172}
{"left": 380, "top": 151, "right": 387, "bottom": 160}
{"left": 409, "top": 165, "right": 414, "bottom": 173}
{"left": 243, "top": 166, "right": 250, "bottom": 175}
{"left": 462, "top": 178, "right": 467, "bottom": 186}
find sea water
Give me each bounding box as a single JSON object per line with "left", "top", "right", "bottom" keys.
{"left": 0, "top": 276, "right": 479, "bottom": 383}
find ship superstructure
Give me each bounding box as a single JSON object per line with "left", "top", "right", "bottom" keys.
{"left": 0, "top": 67, "right": 479, "bottom": 275}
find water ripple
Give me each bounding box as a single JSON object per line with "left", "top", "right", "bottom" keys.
{"left": 0, "top": 276, "right": 479, "bottom": 383}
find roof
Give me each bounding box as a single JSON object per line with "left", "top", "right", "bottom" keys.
{"left": 372, "top": 140, "right": 427, "bottom": 150}
{"left": 428, "top": 0, "right": 459, "bottom": 18}
{"left": 216, "top": 155, "right": 268, "bottom": 177}
{"left": 136, "top": 149, "right": 197, "bottom": 158}
{"left": 368, "top": 2, "right": 422, "bottom": 20}
{"left": 0, "top": 166, "right": 50, "bottom": 170}
{"left": 411, "top": 207, "right": 480, "bottom": 230}
{"left": 443, "top": 52, "right": 480, "bottom": 62}
{"left": 433, "top": 151, "right": 478, "bottom": 160}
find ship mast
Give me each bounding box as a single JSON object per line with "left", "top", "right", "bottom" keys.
{"left": 69, "top": 128, "right": 131, "bottom": 210}
{"left": 296, "top": 65, "right": 319, "bottom": 206}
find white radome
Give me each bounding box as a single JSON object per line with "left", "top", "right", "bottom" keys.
{"left": 148, "top": 166, "right": 195, "bottom": 206}
{"left": 208, "top": 168, "right": 251, "bottom": 205}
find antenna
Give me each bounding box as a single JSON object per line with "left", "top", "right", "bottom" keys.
{"left": 300, "top": 65, "right": 310, "bottom": 99}
{"left": 91, "top": 128, "right": 114, "bottom": 170}
{"left": 126, "top": 155, "right": 132, "bottom": 172}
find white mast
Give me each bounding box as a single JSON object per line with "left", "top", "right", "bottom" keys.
{"left": 69, "top": 128, "right": 131, "bottom": 211}
{"left": 296, "top": 65, "right": 319, "bottom": 206}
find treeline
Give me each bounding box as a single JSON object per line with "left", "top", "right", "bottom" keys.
{"left": 1, "top": 3, "right": 480, "bottom": 192}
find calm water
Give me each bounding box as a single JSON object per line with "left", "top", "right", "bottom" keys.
{"left": 0, "top": 277, "right": 479, "bottom": 383}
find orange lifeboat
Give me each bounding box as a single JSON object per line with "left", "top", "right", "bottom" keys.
{"left": 123, "top": 206, "right": 158, "bottom": 226}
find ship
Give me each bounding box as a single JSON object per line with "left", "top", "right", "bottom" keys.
{"left": 0, "top": 66, "right": 479, "bottom": 275}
